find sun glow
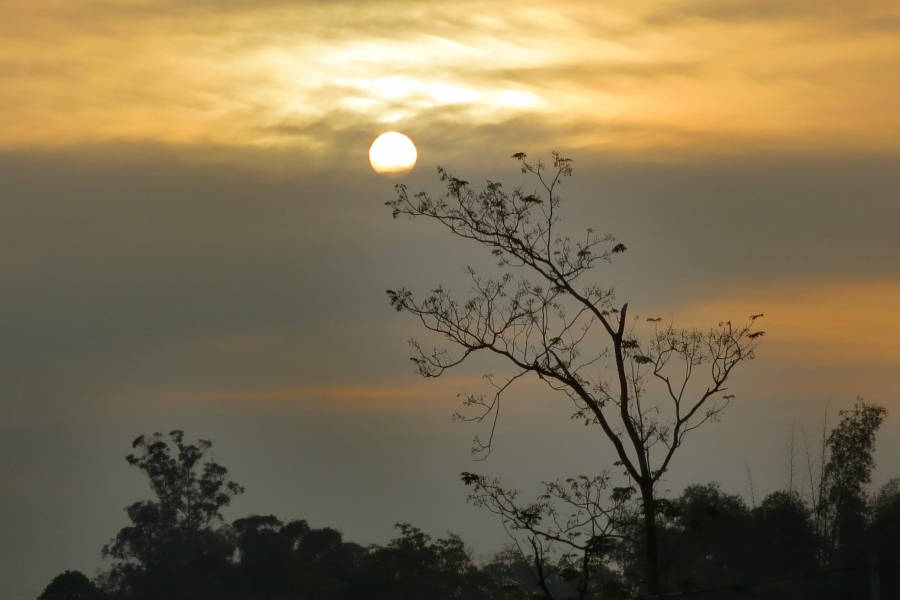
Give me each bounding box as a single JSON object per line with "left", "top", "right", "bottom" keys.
{"left": 368, "top": 132, "right": 417, "bottom": 178}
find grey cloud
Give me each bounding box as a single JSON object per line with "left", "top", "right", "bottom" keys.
{"left": 645, "top": 0, "right": 806, "bottom": 25}
{"left": 467, "top": 60, "right": 707, "bottom": 89}
{"left": 3, "top": 141, "right": 900, "bottom": 596}
{"left": 860, "top": 13, "right": 900, "bottom": 30}
{"left": 644, "top": 0, "right": 898, "bottom": 26}
{"left": 565, "top": 151, "right": 900, "bottom": 300}
{"left": 22, "top": 0, "right": 483, "bottom": 40}
{"left": 258, "top": 105, "right": 561, "bottom": 166}
{"left": 0, "top": 147, "right": 412, "bottom": 407}
{"left": 0, "top": 59, "right": 74, "bottom": 79}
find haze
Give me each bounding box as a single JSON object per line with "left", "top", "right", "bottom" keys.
{"left": 1, "top": 0, "right": 899, "bottom": 597}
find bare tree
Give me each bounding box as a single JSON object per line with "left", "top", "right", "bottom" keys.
{"left": 801, "top": 405, "right": 830, "bottom": 542}
{"left": 386, "top": 152, "right": 763, "bottom": 597}
{"left": 461, "top": 471, "right": 635, "bottom": 600}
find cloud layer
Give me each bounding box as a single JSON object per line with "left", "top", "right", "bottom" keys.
{"left": 2, "top": 0, "right": 900, "bottom": 158}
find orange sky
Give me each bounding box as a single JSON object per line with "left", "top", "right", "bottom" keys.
{"left": 1, "top": 0, "right": 899, "bottom": 416}
{"left": 2, "top": 2, "right": 900, "bottom": 596}
{"left": 2, "top": 0, "right": 900, "bottom": 158}
{"left": 1, "top": 0, "right": 898, "bottom": 424}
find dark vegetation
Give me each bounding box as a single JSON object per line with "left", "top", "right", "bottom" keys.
{"left": 40, "top": 405, "right": 900, "bottom": 599}
{"left": 40, "top": 155, "right": 900, "bottom": 598}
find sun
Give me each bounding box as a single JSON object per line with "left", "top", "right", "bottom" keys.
{"left": 369, "top": 132, "right": 417, "bottom": 178}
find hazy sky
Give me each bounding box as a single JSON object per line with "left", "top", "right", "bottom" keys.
{"left": 2, "top": 0, "right": 900, "bottom": 597}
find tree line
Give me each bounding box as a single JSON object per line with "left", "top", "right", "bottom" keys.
{"left": 39, "top": 402, "right": 900, "bottom": 599}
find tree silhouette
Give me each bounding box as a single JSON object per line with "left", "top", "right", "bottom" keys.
{"left": 461, "top": 472, "right": 630, "bottom": 600}
{"left": 750, "top": 490, "right": 818, "bottom": 580}
{"left": 819, "top": 400, "right": 887, "bottom": 566}
{"left": 368, "top": 523, "right": 505, "bottom": 600}
{"left": 386, "top": 152, "right": 763, "bottom": 596}
{"left": 232, "top": 515, "right": 293, "bottom": 597}
{"left": 99, "top": 430, "right": 244, "bottom": 600}
{"left": 34, "top": 410, "right": 900, "bottom": 599}
{"left": 38, "top": 570, "right": 107, "bottom": 600}
{"left": 868, "top": 478, "right": 900, "bottom": 597}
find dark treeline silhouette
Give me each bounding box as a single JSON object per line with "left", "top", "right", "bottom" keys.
{"left": 41, "top": 402, "right": 900, "bottom": 600}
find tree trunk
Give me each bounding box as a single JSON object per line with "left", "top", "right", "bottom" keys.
{"left": 641, "top": 485, "right": 662, "bottom": 598}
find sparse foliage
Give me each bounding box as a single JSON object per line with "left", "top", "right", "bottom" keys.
{"left": 386, "top": 152, "right": 763, "bottom": 596}
{"left": 818, "top": 399, "right": 887, "bottom": 564}
{"left": 461, "top": 471, "right": 632, "bottom": 600}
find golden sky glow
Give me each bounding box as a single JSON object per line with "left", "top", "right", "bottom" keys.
{"left": 2, "top": 0, "right": 900, "bottom": 155}
{"left": 4, "top": 4, "right": 900, "bottom": 591}
{"left": 142, "top": 375, "right": 487, "bottom": 413}
{"left": 677, "top": 279, "right": 900, "bottom": 366}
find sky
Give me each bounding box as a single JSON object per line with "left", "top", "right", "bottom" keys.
{"left": 2, "top": 0, "right": 900, "bottom": 597}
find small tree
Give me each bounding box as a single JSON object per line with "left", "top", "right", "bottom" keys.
{"left": 818, "top": 400, "right": 887, "bottom": 565}
{"left": 100, "top": 430, "right": 244, "bottom": 600}
{"left": 386, "top": 153, "right": 763, "bottom": 596}
{"left": 461, "top": 472, "right": 631, "bottom": 600}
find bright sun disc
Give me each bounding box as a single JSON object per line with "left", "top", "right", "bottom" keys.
{"left": 369, "top": 132, "right": 417, "bottom": 178}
